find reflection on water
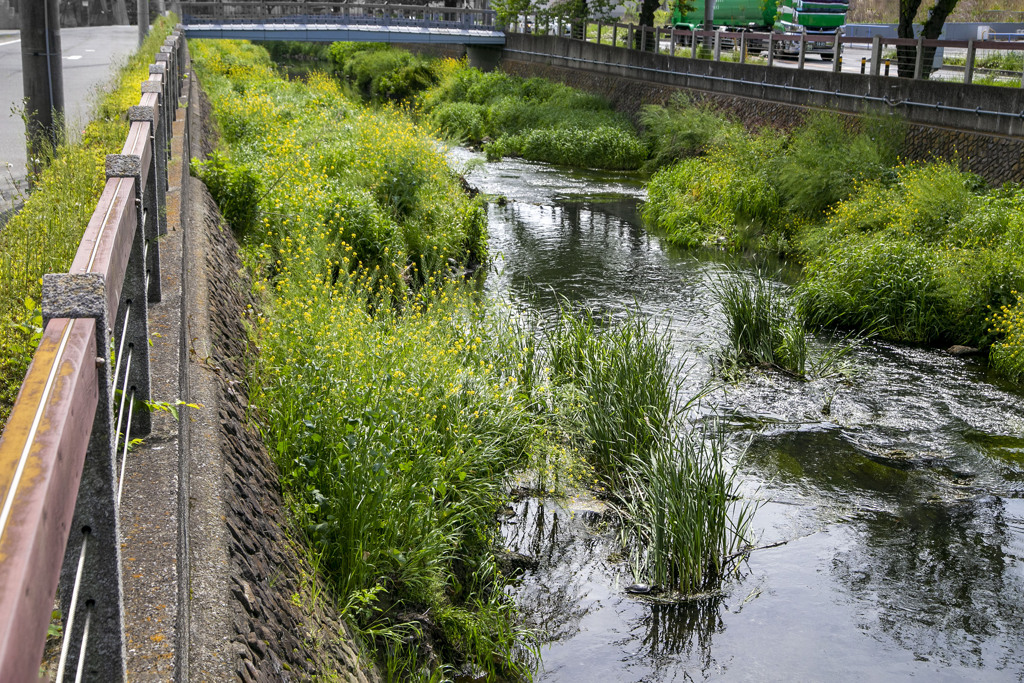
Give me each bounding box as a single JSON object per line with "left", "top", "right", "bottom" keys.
{"left": 451, "top": 148, "right": 1024, "bottom": 681}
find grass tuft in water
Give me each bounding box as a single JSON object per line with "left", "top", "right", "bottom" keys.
{"left": 618, "top": 424, "right": 757, "bottom": 595}
{"left": 714, "top": 271, "right": 807, "bottom": 378}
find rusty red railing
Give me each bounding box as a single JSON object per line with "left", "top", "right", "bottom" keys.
{"left": 0, "top": 26, "right": 187, "bottom": 682}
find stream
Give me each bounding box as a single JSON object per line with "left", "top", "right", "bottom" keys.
{"left": 450, "top": 148, "right": 1024, "bottom": 681}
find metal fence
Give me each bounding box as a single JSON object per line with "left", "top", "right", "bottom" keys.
{"left": 179, "top": 1, "right": 498, "bottom": 29}
{"left": 508, "top": 18, "right": 1024, "bottom": 87}
{"left": 0, "top": 26, "right": 187, "bottom": 683}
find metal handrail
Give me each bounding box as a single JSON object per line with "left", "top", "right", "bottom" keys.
{"left": 0, "top": 25, "right": 187, "bottom": 682}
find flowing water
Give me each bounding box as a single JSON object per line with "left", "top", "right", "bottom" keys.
{"left": 450, "top": 148, "right": 1024, "bottom": 682}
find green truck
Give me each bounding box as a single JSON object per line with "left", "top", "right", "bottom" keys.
{"left": 670, "top": 0, "right": 848, "bottom": 58}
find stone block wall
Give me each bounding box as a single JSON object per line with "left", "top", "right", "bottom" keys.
{"left": 500, "top": 56, "right": 1024, "bottom": 186}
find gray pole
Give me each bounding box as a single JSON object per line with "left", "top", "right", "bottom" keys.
{"left": 138, "top": 0, "right": 150, "bottom": 44}
{"left": 703, "top": 0, "right": 715, "bottom": 31}
{"left": 19, "top": 0, "right": 64, "bottom": 173}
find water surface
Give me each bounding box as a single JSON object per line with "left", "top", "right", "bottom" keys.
{"left": 450, "top": 148, "right": 1024, "bottom": 682}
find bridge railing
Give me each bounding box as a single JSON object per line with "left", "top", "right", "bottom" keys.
{"left": 180, "top": 1, "right": 498, "bottom": 29}
{"left": 508, "top": 17, "right": 1024, "bottom": 86}
{"left": 0, "top": 26, "right": 187, "bottom": 683}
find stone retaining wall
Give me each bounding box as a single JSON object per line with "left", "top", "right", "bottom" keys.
{"left": 500, "top": 38, "right": 1024, "bottom": 185}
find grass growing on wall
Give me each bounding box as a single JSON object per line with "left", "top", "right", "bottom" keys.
{"left": 0, "top": 16, "right": 177, "bottom": 426}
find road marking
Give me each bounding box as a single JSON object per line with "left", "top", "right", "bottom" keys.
{"left": 0, "top": 38, "right": 20, "bottom": 47}
{"left": 66, "top": 55, "right": 82, "bottom": 60}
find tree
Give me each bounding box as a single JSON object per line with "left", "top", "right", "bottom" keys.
{"left": 896, "top": 0, "right": 960, "bottom": 78}
{"left": 635, "top": 0, "right": 695, "bottom": 51}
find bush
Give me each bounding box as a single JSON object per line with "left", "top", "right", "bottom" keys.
{"left": 191, "top": 151, "right": 261, "bottom": 234}
{"left": 639, "top": 93, "right": 735, "bottom": 170}
{"left": 990, "top": 291, "right": 1024, "bottom": 383}
{"left": 776, "top": 112, "right": 904, "bottom": 217}
{"left": 496, "top": 125, "right": 647, "bottom": 170}
{"left": 429, "top": 101, "right": 487, "bottom": 143}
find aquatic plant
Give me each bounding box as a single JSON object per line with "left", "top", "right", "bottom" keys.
{"left": 618, "top": 425, "right": 756, "bottom": 595}
{"left": 547, "top": 305, "right": 679, "bottom": 484}
{"left": 714, "top": 270, "right": 807, "bottom": 377}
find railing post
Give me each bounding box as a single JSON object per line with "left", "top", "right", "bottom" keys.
{"left": 596, "top": 21, "right": 602, "bottom": 44}
{"left": 914, "top": 35, "right": 924, "bottom": 79}
{"left": 964, "top": 39, "right": 976, "bottom": 84}
{"left": 739, "top": 31, "right": 746, "bottom": 63}
{"left": 611, "top": 22, "right": 617, "bottom": 46}
{"left": 692, "top": 29, "right": 699, "bottom": 58}
{"left": 640, "top": 25, "right": 647, "bottom": 52}
{"left": 832, "top": 29, "right": 842, "bottom": 73}
{"left": 870, "top": 34, "right": 881, "bottom": 76}
{"left": 714, "top": 30, "right": 722, "bottom": 60}
{"left": 628, "top": 23, "right": 634, "bottom": 49}
{"left": 798, "top": 32, "right": 807, "bottom": 69}
{"left": 767, "top": 33, "right": 775, "bottom": 66}
{"left": 670, "top": 28, "right": 676, "bottom": 56}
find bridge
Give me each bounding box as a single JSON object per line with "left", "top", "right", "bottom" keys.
{"left": 179, "top": 1, "right": 505, "bottom": 44}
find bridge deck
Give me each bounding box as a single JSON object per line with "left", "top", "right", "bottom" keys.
{"left": 182, "top": 21, "right": 506, "bottom": 44}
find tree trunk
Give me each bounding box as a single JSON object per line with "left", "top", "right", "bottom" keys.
{"left": 918, "top": 0, "right": 959, "bottom": 78}
{"left": 896, "top": 0, "right": 922, "bottom": 78}
{"left": 635, "top": 0, "right": 659, "bottom": 50}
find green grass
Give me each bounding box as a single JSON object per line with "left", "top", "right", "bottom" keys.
{"left": 641, "top": 102, "right": 1024, "bottom": 377}
{"left": 0, "top": 16, "right": 177, "bottom": 425}
{"left": 638, "top": 93, "right": 737, "bottom": 171}
{"left": 714, "top": 271, "right": 807, "bottom": 377}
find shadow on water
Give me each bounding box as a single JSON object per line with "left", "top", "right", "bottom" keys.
{"left": 450, "top": 148, "right": 1024, "bottom": 681}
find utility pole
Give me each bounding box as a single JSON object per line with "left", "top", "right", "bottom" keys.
{"left": 138, "top": 0, "right": 150, "bottom": 44}
{"left": 703, "top": 0, "right": 715, "bottom": 31}
{"left": 19, "top": 0, "right": 64, "bottom": 175}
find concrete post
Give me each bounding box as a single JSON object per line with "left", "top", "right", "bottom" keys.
{"left": 138, "top": 0, "right": 149, "bottom": 45}
{"left": 767, "top": 34, "right": 775, "bottom": 67}
{"left": 612, "top": 23, "right": 617, "bottom": 47}
{"left": 597, "top": 22, "right": 602, "bottom": 44}
{"left": 692, "top": 29, "right": 698, "bottom": 58}
{"left": 797, "top": 33, "right": 806, "bottom": 69}
{"left": 19, "top": 0, "right": 64, "bottom": 170}
{"left": 46, "top": 270, "right": 128, "bottom": 683}
{"left": 739, "top": 32, "right": 746, "bottom": 64}
{"left": 870, "top": 35, "right": 882, "bottom": 76}
{"left": 128, "top": 108, "right": 164, "bottom": 303}
{"left": 670, "top": 28, "right": 676, "bottom": 57}
{"left": 832, "top": 29, "right": 841, "bottom": 73}
{"left": 914, "top": 36, "right": 924, "bottom": 79}
{"left": 964, "top": 39, "right": 975, "bottom": 85}
{"left": 105, "top": 153, "right": 154, "bottom": 439}
{"left": 714, "top": 30, "right": 721, "bottom": 60}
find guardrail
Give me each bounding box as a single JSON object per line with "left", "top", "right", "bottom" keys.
{"left": 179, "top": 1, "right": 498, "bottom": 29}
{"left": 507, "top": 18, "right": 1024, "bottom": 87}
{"left": 0, "top": 25, "right": 187, "bottom": 682}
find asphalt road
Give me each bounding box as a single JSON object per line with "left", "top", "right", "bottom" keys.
{"left": 1, "top": 25, "right": 138, "bottom": 211}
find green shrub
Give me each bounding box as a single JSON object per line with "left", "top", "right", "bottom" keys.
{"left": 496, "top": 126, "right": 646, "bottom": 170}
{"left": 643, "top": 128, "right": 787, "bottom": 250}
{"left": 776, "top": 113, "right": 904, "bottom": 217}
{"left": 990, "top": 291, "right": 1024, "bottom": 384}
{"left": 191, "top": 151, "right": 261, "bottom": 234}
{"left": 639, "top": 93, "right": 735, "bottom": 170}
{"left": 429, "top": 101, "right": 487, "bottom": 143}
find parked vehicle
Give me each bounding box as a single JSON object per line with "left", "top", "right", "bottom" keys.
{"left": 671, "top": 0, "right": 848, "bottom": 59}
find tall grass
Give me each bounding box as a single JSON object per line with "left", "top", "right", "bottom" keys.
{"left": 618, "top": 426, "right": 756, "bottom": 594}
{"left": 639, "top": 93, "right": 737, "bottom": 171}
{"left": 0, "top": 16, "right": 177, "bottom": 425}
{"left": 547, "top": 306, "right": 678, "bottom": 484}
{"left": 714, "top": 272, "right": 807, "bottom": 377}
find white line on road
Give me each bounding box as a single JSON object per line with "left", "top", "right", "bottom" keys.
{"left": 0, "top": 38, "right": 21, "bottom": 47}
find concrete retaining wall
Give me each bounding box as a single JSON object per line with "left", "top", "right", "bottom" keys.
{"left": 501, "top": 34, "right": 1024, "bottom": 185}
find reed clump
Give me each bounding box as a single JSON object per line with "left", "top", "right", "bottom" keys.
{"left": 0, "top": 16, "right": 177, "bottom": 425}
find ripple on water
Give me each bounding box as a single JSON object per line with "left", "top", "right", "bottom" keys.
{"left": 451, "top": 147, "right": 1024, "bottom": 680}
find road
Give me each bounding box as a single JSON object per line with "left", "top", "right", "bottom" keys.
{"left": 0, "top": 25, "right": 138, "bottom": 213}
